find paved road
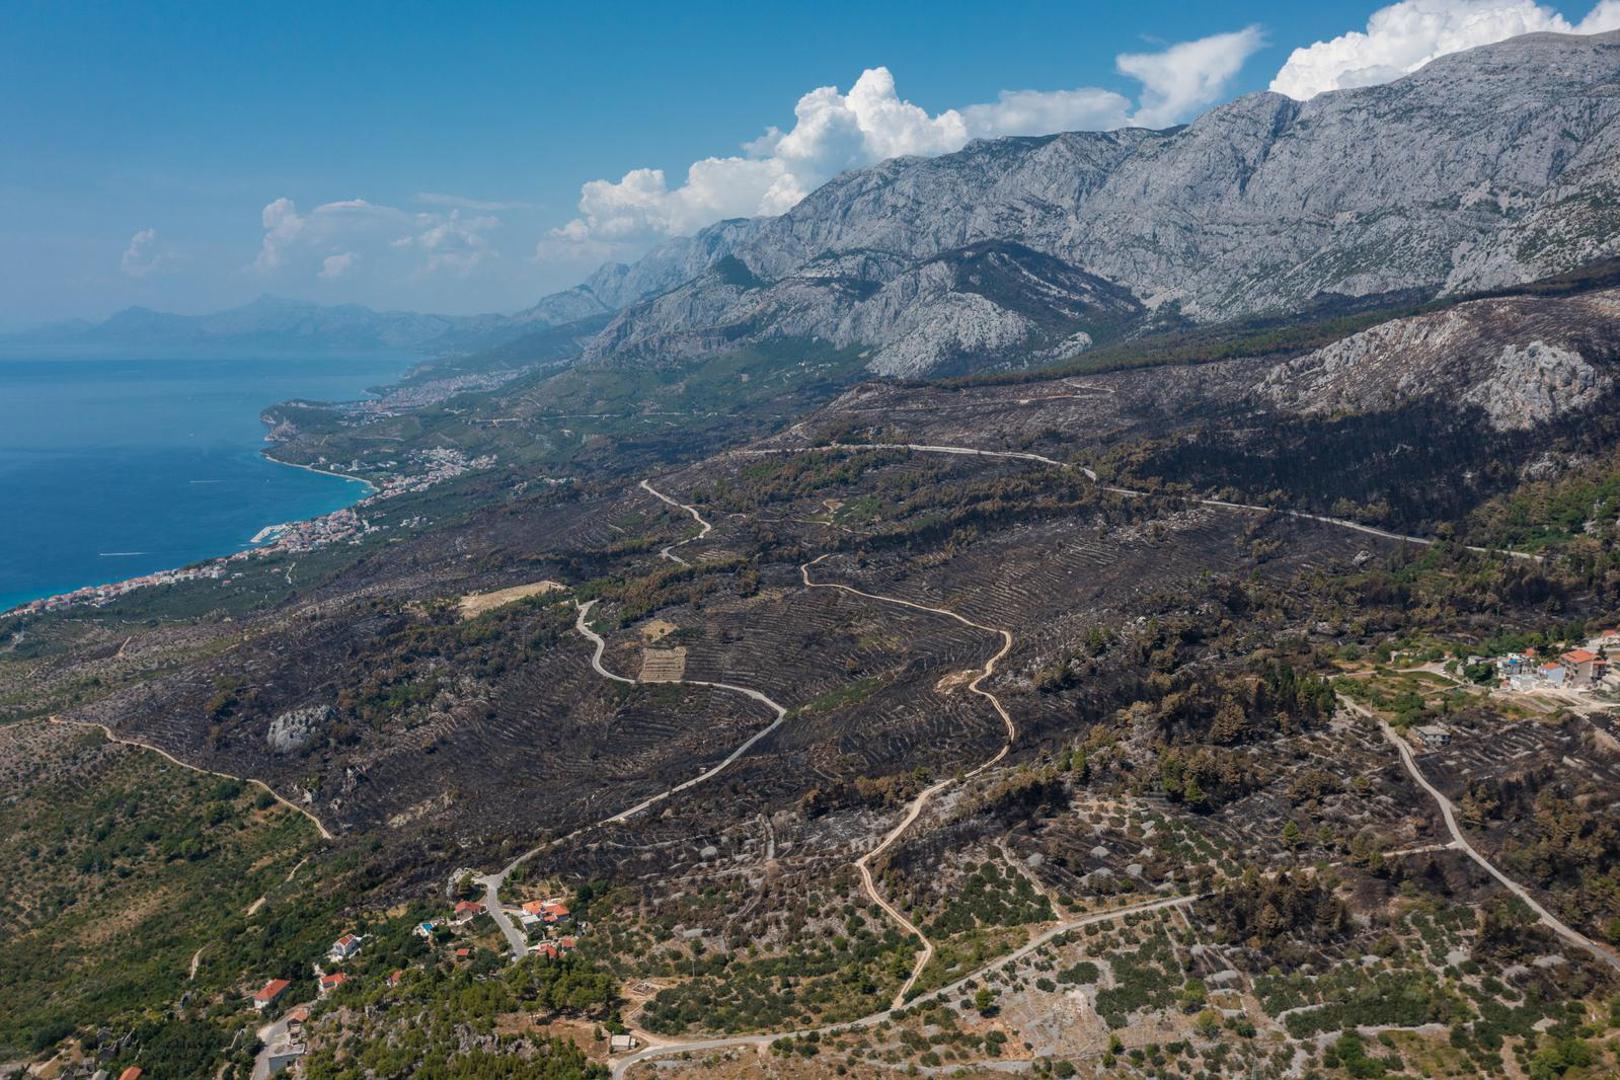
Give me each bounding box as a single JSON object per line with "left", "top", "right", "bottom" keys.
{"left": 1344, "top": 699, "right": 1620, "bottom": 973}
{"left": 250, "top": 1013, "right": 294, "bottom": 1080}
{"left": 609, "top": 892, "right": 1198, "bottom": 1078}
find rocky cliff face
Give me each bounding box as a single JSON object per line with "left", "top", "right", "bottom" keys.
{"left": 551, "top": 30, "right": 1620, "bottom": 377}
{"left": 1257, "top": 288, "right": 1620, "bottom": 430}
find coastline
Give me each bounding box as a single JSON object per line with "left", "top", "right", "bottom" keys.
{"left": 0, "top": 352, "right": 418, "bottom": 618}
{"left": 262, "top": 450, "right": 378, "bottom": 495}
{"left": 1, "top": 459, "right": 375, "bottom": 617}
{"left": 7, "top": 443, "right": 496, "bottom": 618}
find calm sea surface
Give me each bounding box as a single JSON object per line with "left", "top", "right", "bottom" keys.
{"left": 0, "top": 354, "right": 410, "bottom": 611}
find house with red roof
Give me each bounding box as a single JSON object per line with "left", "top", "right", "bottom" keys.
{"left": 452, "top": 900, "right": 483, "bottom": 925}
{"left": 1560, "top": 648, "right": 1605, "bottom": 685}
{"left": 252, "top": 978, "right": 292, "bottom": 1011}
{"left": 318, "top": 972, "right": 348, "bottom": 996}
{"left": 327, "top": 933, "right": 363, "bottom": 962}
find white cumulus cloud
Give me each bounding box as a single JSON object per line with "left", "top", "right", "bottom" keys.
{"left": 318, "top": 252, "right": 358, "bottom": 279}
{"left": 960, "top": 87, "right": 1133, "bottom": 140}
{"left": 392, "top": 210, "right": 498, "bottom": 276}
{"left": 545, "top": 29, "right": 1267, "bottom": 254}
{"left": 1121, "top": 26, "right": 1268, "bottom": 127}
{"left": 252, "top": 198, "right": 498, "bottom": 281}
{"left": 120, "top": 227, "right": 180, "bottom": 279}
{"left": 1271, "top": 0, "right": 1620, "bottom": 99}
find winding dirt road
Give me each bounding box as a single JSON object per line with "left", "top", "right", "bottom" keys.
{"left": 1360, "top": 705, "right": 1620, "bottom": 977}
{"left": 744, "top": 442, "right": 1538, "bottom": 561}
{"left": 472, "top": 591, "right": 792, "bottom": 961}
{"left": 1345, "top": 700, "right": 1620, "bottom": 973}
{"left": 609, "top": 892, "right": 1198, "bottom": 1079}
{"left": 48, "top": 715, "right": 333, "bottom": 840}
{"left": 640, "top": 477, "right": 713, "bottom": 566}
{"left": 487, "top": 448, "right": 1541, "bottom": 1072}
{"left": 800, "top": 552, "right": 1018, "bottom": 1006}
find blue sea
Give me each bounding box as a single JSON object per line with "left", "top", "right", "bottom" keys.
{"left": 0, "top": 354, "right": 412, "bottom": 612}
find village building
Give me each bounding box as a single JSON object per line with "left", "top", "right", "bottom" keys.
{"left": 252, "top": 978, "right": 292, "bottom": 1011}
{"left": 118, "top": 1068, "right": 143, "bottom": 1080}
{"left": 1414, "top": 724, "right": 1451, "bottom": 749}
{"left": 284, "top": 1005, "right": 310, "bottom": 1037}
{"left": 328, "top": 933, "right": 363, "bottom": 961}
{"left": 520, "top": 897, "right": 572, "bottom": 924}
{"left": 1559, "top": 648, "right": 1605, "bottom": 686}
{"left": 318, "top": 972, "right": 348, "bottom": 997}
{"left": 529, "top": 936, "right": 577, "bottom": 960}
{"left": 264, "top": 1040, "right": 305, "bottom": 1076}
{"left": 452, "top": 900, "right": 483, "bottom": 925}
{"left": 610, "top": 1034, "right": 638, "bottom": 1052}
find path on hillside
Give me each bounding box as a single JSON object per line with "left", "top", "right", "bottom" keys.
{"left": 473, "top": 592, "right": 791, "bottom": 961}
{"left": 800, "top": 552, "right": 1018, "bottom": 1007}
{"left": 640, "top": 478, "right": 713, "bottom": 566}
{"left": 462, "top": 466, "right": 1184, "bottom": 1075}
{"left": 47, "top": 716, "right": 333, "bottom": 840}
{"left": 1340, "top": 697, "right": 1620, "bottom": 973}
{"left": 609, "top": 892, "right": 1198, "bottom": 1078}
{"left": 741, "top": 442, "right": 1539, "bottom": 561}
{"left": 483, "top": 476, "right": 1026, "bottom": 1012}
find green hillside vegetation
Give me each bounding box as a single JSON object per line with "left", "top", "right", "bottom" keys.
{"left": 0, "top": 723, "right": 325, "bottom": 1060}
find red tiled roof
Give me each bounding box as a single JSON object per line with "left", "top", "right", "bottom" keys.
{"left": 455, "top": 900, "right": 482, "bottom": 913}
{"left": 286, "top": 1006, "right": 310, "bottom": 1023}
{"left": 253, "top": 978, "right": 292, "bottom": 1002}
{"left": 319, "top": 972, "right": 348, "bottom": 989}
{"left": 1561, "top": 649, "right": 1599, "bottom": 664}
{"left": 119, "top": 1068, "right": 143, "bottom": 1080}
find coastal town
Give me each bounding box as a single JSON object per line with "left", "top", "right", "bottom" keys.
{"left": 8, "top": 448, "right": 497, "bottom": 618}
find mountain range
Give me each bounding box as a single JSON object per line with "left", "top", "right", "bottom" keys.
{"left": 548, "top": 29, "right": 1620, "bottom": 377}
{"left": 21, "top": 31, "right": 1620, "bottom": 381}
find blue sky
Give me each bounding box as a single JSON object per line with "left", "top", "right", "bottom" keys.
{"left": 3, "top": 0, "right": 1613, "bottom": 324}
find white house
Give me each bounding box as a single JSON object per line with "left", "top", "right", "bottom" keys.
{"left": 328, "top": 933, "right": 363, "bottom": 962}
